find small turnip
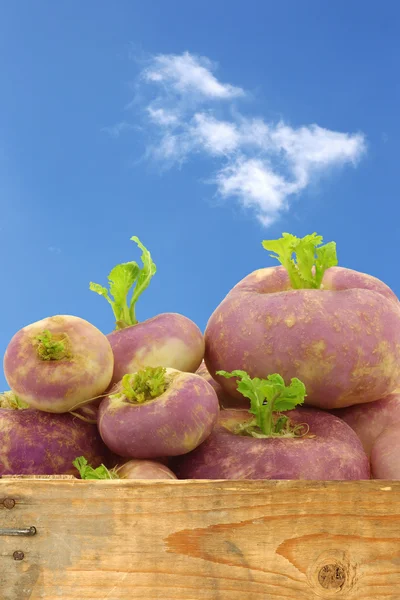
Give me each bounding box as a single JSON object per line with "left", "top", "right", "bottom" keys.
{"left": 73, "top": 456, "right": 177, "bottom": 480}
{"left": 90, "top": 236, "right": 204, "bottom": 385}
{"left": 171, "top": 370, "right": 370, "bottom": 480}
{"left": 98, "top": 366, "right": 219, "bottom": 459}
{"left": 3, "top": 315, "right": 114, "bottom": 413}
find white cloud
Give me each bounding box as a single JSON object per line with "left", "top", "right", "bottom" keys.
{"left": 216, "top": 157, "right": 292, "bottom": 221}
{"left": 270, "top": 123, "right": 365, "bottom": 168}
{"left": 112, "top": 51, "right": 367, "bottom": 226}
{"left": 147, "top": 107, "right": 179, "bottom": 126}
{"left": 191, "top": 113, "right": 240, "bottom": 155}
{"left": 142, "top": 52, "right": 244, "bottom": 100}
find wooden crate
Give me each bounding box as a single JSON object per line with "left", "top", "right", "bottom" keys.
{"left": 1, "top": 478, "right": 399, "bottom": 600}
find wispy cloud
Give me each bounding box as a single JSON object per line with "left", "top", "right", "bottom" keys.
{"left": 142, "top": 52, "right": 245, "bottom": 100}
{"left": 101, "top": 121, "right": 139, "bottom": 138}
{"left": 109, "top": 51, "right": 366, "bottom": 226}
{"left": 48, "top": 246, "right": 61, "bottom": 254}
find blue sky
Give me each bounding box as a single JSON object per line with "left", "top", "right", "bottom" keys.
{"left": 1, "top": 1, "right": 399, "bottom": 390}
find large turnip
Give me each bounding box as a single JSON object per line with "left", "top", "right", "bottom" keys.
{"left": 90, "top": 236, "right": 204, "bottom": 385}
{"left": 3, "top": 315, "right": 114, "bottom": 413}
{"left": 98, "top": 366, "right": 219, "bottom": 459}
{"left": 332, "top": 393, "right": 400, "bottom": 457}
{"left": 171, "top": 370, "right": 370, "bottom": 480}
{"left": 205, "top": 233, "right": 400, "bottom": 410}
{"left": 0, "top": 392, "right": 111, "bottom": 475}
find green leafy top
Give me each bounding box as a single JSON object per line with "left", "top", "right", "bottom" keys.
{"left": 110, "top": 366, "right": 168, "bottom": 404}
{"left": 0, "top": 391, "right": 29, "bottom": 410}
{"left": 72, "top": 456, "right": 119, "bottom": 480}
{"left": 34, "top": 330, "right": 71, "bottom": 361}
{"left": 216, "top": 370, "right": 307, "bottom": 438}
{"left": 262, "top": 232, "right": 338, "bottom": 289}
{"left": 89, "top": 236, "right": 156, "bottom": 330}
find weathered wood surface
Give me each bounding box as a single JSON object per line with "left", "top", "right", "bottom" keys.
{"left": 1, "top": 479, "right": 400, "bottom": 600}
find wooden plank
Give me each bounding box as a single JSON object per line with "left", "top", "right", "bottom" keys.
{"left": 0, "top": 479, "right": 400, "bottom": 600}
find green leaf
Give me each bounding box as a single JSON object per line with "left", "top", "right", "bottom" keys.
{"left": 89, "top": 235, "right": 157, "bottom": 329}
{"left": 262, "top": 232, "right": 338, "bottom": 289}
{"left": 72, "top": 456, "right": 118, "bottom": 480}
{"left": 129, "top": 236, "right": 157, "bottom": 325}
{"left": 315, "top": 241, "right": 338, "bottom": 288}
{"left": 272, "top": 377, "right": 306, "bottom": 412}
{"left": 217, "top": 370, "right": 307, "bottom": 437}
{"left": 108, "top": 262, "right": 140, "bottom": 325}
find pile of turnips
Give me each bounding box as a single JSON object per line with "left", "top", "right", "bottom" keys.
{"left": 1, "top": 232, "right": 400, "bottom": 481}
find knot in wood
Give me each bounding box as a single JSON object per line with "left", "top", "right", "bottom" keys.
{"left": 318, "top": 563, "right": 346, "bottom": 590}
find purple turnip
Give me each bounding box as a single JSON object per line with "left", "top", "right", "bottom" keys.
{"left": 171, "top": 370, "right": 370, "bottom": 480}
{"left": 205, "top": 232, "right": 400, "bottom": 410}
{"left": 90, "top": 236, "right": 204, "bottom": 385}
{"left": 3, "top": 315, "right": 114, "bottom": 413}
{"left": 73, "top": 456, "right": 177, "bottom": 480}
{"left": 0, "top": 392, "right": 111, "bottom": 475}
{"left": 98, "top": 366, "right": 219, "bottom": 459}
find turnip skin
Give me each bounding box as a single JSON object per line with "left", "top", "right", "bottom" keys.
{"left": 98, "top": 368, "right": 219, "bottom": 459}
{"left": 116, "top": 459, "right": 177, "bottom": 479}
{"left": 107, "top": 313, "right": 205, "bottom": 386}
{"left": 370, "top": 424, "right": 400, "bottom": 479}
{"left": 3, "top": 315, "right": 114, "bottom": 413}
{"left": 332, "top": 393, "right": 400, "bottom": 457}
{"left": 205, "top": 265, "right": 400, "bottom": 410}
{"left": 171, "top": 407, "right": 370, "bottom": 480}
{"left": 0, "top": 407, "right": 111, "bottom": 476}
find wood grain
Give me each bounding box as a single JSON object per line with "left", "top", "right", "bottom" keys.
{"left": 1, "top": 479, "right": 400, "bottom": 600}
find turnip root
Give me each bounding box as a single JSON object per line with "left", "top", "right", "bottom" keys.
{"left": 171, "top": 370, "right": 370, "bottom": 480}
{"left": 90, "top": 236, "right": 204, "bottom": 385}
{"left": 3, "top": 315, "right": 114, "bottom": 413}
{"left": 0, "top": 392, "right": 111, "bottom": 475}
{"left": 73, "top": 456, "right": 177, "bottom": 480}
{"left": 205, "top": 233, "right": 400, "bottom": 410}
{"left": 370, "top": 424, "right": 400, "bottom": 479}
{"left": 332, "top": 393, "right": 400, "bottom": 457}
{"left": 98, "top": 366, "right": 219, "bottom": 459}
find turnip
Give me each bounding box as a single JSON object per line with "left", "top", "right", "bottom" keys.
{"left": 0, "top": 392, "right": 111, "bottom": 475}
{"left": 98, "top": 366, "right": 219, "bottom": 459}
{"left": 73, "top": 456, "right": 177, "bottom": 480}
{"left": 3, "top": 315, "right": 114, "bottom": 413}
{"left": 171, "top": 370, "right": 370, "bottom": 480}
{"left": 90, "top": 236, "right": 204, "bottom": 385}
{"left": 370, "top": 424, "right": 400, "bottom": 479}
{"left": 332, "top": 392, "right": 400, "bottom": 457}
{"left": 205, "top": 233, "right": 400, "bottom": 410}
